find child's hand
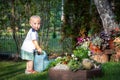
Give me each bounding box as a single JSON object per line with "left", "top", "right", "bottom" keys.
{"left": 37, "top": 48, "right": 42, "bottom": 54}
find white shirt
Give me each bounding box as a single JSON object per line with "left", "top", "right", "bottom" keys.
{"left": 21, "top": 28, "right": 38, "bottom": 53}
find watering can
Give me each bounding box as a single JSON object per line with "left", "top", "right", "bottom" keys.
{"left": 34, "top": 50, "right": 50, "bottom": 72}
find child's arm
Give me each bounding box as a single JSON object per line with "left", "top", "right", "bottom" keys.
{"left": 32, "top": 40, "right": 42, "bottom": 54}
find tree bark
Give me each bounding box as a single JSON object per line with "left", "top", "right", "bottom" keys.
{"left": 94, "top": 0, "right": 119, "bottom": 35}
{"left": 11, "top": 0, "right": 20, "bottom": 60}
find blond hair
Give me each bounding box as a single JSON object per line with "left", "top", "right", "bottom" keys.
{"left": 29, "top": 15, "right": 41, "bottom": 24}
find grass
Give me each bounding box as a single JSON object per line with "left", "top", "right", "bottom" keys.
{"left": 93, "top": 62, "right": 120, "bottom": 80}
{"left": 0, "top": 60, "right": 120, "bottom": 80}
{"left": 0, "top": 61, "right": 48, "bottom": 80}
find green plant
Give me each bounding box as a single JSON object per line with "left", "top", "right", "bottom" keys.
{"left": 68, "top": 59, "right": 82, "bottom": 71}
{"left": 92, "top": 36, "right": 102, "bottom": 48}
{"left": 48, "top": 57, "right": 63, "bottom": 68}
{"left": 73, "top": 46, "right": 89, "bottom": 61}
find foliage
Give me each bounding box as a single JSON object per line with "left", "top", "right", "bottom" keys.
{"left": 48, "top": 36, "right": 100, "bottom": 71}
{"left": 74, "top": 37, "right": 90, "bottom": 60}
{"left": 62, "top": 37, "right": 73, "bottom": 53}
{"left": 68, "top": 59, "right": 82, "bottom": 72}
{"left": 114, "top": 0, "right": 120, "bottom": 22}
{"left": 73, "top": 46, "right": 89, "bottom": 61}
{"left": 62, "top": 0, "right": 91, "bottom": 50}
{"left": 92, "top": 36, "right": 103, "bottom": 48}
{"left": 0, "top": 0, "right": 62, "bottom": 54}
{"left": 1, "top": 0, "right": 120, "bottom": 55}
{"left": 48, "top": 57, "right": 63, "bottom": 68}
{"left": 48, "top": 54, "right": 87, "bottom": 72}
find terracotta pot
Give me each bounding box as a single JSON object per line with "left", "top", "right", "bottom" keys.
{"left": 115, "top": 47, "right": 120, "bottom": 58}
{"left": 110, "top": 54, "right": 120, "bottom": 62}
{"left": 89, "top": 43, "right": 102, "bottom": 54}
{"left": 109, "top": 39, "right": 114, "bottom": 49}
{"left": 91, "top": 54, "right": 108, "bottom": 63}
{"left": 113, "top": 37, "right": 120, "bottom": 43}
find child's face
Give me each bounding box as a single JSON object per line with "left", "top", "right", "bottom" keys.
{"left": 30, "top": 18, "right": 41, "bottom": 31}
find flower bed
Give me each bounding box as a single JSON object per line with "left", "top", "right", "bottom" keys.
{"left": 48, "top": 68, "right": 102, "bottom": 80}
{"left": 47, "top": 37, "right": 103, "bottom": 80}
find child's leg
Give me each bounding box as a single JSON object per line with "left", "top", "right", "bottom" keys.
{"left": 25, "top": 60, "right": 37, "bottom": 74}
{"left": 26, "top": 60, "right": 34, "bottom": 71}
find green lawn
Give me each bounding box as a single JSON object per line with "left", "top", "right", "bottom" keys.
{"left": 93, "top": 62, "right": 120, "bottom": 80}
{"left": 0, "top": 61, "right": 120, "bottom": 80}
{"left": 0, "top": 61, "right": 48, "bottom": 80}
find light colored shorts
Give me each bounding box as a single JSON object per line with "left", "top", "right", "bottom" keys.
{"left": 21, "top": 50, "right": 34, "bottom": 61}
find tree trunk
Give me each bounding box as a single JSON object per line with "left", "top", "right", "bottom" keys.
{"left": 94, "top": 0, "right": 119, "bottom": 35}
{"left": 11, "top": 0, "right": 20, "bottom": 60}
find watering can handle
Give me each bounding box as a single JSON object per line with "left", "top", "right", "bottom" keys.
{"left": 34, "top": 50, "right": 46, "bottom": 55}
{"left": 41, "top": 51, "right": 46, "bottom": 55}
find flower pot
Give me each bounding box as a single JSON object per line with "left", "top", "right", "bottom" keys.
{"left": 89, "top": 43, "right": 102, "bottom": 54}
{"left": 91, "top": 54, "right": 108, "bottom": 63}
{"left": 114, "top": 47, "right": 120, "bottom": 61}
{"left": 109, "top": 39, "right": 114, "bottom": 49}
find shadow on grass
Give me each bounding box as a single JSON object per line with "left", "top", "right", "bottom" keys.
{"left": 0, "top": 61, "right": 25, "bottom": 80}
{"left": 0, "top": 61, "right": 49, "bottom": 80}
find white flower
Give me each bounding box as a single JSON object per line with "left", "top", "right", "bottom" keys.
{"left": 81, "top": 41, "right": 90, "bottom": 49}
{"left": 65, "top": 52, "right": 68, "bottom": 56}
{"left": 88, "top": 51, "right": 92, "bottom": 56}
{"left": 83, "top": 39, "right": 86, "bottom": 41}
{"left": 71, "top": 54, "right": 75, "bottom": 58}
{"left": 74, "top": 57, "right": 78, "bottom": 60}
{"left": 94, "top": 64, "right": 100, "bottom": 68}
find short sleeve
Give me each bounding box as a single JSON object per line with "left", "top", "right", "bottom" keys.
{"left": 31, "top": 29, "right": 37, "bottom": 40}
